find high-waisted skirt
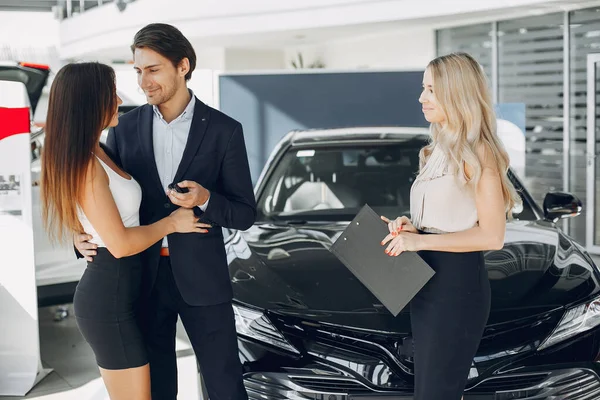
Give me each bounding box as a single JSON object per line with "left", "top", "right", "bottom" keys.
{"left": 73, "top": 247, "right": 148, "bottom": 370}
{"left": 410, "top": 249, "right": 491, "bottom": 400}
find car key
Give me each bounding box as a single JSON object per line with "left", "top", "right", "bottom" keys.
{"left": 168, "top": 182, "right": 189, "bottom": 194}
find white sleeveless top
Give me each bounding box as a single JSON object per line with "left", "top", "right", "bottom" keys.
{"left": 410, "top": 145, "right": 478, "bottom": 233}
{"left": 78, "top": 156, "right": 142, "bottom": 247}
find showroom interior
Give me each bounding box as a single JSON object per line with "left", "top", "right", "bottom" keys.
{"left": 4, "top": 0, "right": 600, "bottom": 399}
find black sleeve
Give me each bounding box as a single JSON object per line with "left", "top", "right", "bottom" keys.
{"left": 201, "top": 123, "right": 257, "bottom": 230}
{"left": 104, "top": 126, "right": 122, "bottom": 167}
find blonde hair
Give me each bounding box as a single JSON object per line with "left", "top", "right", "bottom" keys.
{"left": 420, "top": 52, "right": 521, "bottom": 218}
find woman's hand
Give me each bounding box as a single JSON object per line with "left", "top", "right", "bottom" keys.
{"left": 381, "top": 232, "right": 421, "bottom": 256}
{"left": 169, "top": 207, "right": 212, "bottom": 233}
{"left": 380, "top": 215, "right": 418, "bottom": 235}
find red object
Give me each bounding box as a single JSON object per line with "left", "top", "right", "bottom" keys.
{"left": 0, "top": 107, "right": 30, "bottom": 141}
{"left": 19, "top": 62, "right": 50, "bottom": 71}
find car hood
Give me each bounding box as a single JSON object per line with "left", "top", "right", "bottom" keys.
{"left": 228, "top": 219, "right": 600, "bottom": 361}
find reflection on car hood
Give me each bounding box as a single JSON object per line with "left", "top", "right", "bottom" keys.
{"left": 228, "top": 219, "right": 600, "bottom": 362}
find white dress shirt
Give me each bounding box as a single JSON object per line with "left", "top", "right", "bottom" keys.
{"left": 153, "top": 90, "right": 209, "bottom": 247}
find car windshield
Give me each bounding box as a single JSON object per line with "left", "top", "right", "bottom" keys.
{"left": 257, "top": 140, "right": 536, "bottom": 222}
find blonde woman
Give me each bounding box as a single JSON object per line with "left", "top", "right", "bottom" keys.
{"left": 381, "top": 52, "right": 521, "bottom": 399}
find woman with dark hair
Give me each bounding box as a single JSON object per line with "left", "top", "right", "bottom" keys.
{"left": 40, "top": 62, "right": 208, "bottom": 400}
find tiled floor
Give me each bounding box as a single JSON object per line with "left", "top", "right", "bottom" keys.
{"left": 2, "top": 305, "right": 202, "bottom": 400}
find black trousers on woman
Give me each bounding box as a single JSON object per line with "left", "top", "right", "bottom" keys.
{"left": 410, "top": 248, "right": 491, "bottom": 400}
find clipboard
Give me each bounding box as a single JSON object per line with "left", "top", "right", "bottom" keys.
{"left": 329, "top": 204, "right": 435, "bottom": 316}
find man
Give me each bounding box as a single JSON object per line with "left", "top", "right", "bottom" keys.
{"left": 75, "top": 23, "right": 255, "bottom": 400}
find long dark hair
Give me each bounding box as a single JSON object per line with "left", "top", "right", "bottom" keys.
{"left": 131, "top": 23, "right": 196, "bottom": 81}
{"left": 41, "top": 62, "right": 117, "bottom": 242}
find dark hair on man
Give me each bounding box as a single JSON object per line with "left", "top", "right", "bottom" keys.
{"left": 131, "top": 23, "right": 196, "bottom": 81}
{"left": 42, "top": 62, "right": 118, "bottom": 242}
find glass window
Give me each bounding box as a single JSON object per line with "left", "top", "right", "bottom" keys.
{"left": 436, "top": 23, "right": 493, "bottom": 78}
{"left": 257, "top": 142, "right": 537, "bottom": 222}
{"left": 569, "top": 7, "right": 600, "bottom": 244}
{"left": 498, "top": 13, "right": 565, "bottom": 223}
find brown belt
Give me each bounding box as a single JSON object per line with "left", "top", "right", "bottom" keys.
{"left": 160, "top": 247, "right": 170, "bottom": 257}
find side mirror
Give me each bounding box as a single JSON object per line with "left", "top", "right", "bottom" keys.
{"left": 543, "top": 192, "right": 582, "bottom": 222}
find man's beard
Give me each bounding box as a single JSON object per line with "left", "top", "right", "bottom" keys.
{"left": 146, "top": 79, "right": 179, "bottom": 106}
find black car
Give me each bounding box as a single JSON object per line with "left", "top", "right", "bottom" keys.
{"left": 224, "top": 127, "right": 600, "bottom": 400}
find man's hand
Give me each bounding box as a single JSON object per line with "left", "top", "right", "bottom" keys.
{"left": 167, "top": 180, "right": 210, "bottom": 209}
{"left": 74, "top": 233, "right": 97, "bottom": 262}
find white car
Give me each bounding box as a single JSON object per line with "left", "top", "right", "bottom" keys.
{"left": 30, "top": 130, "right": 88, "bottom": 306}
{"left": 1, "top": 62, "right": 86, "bottom": 307}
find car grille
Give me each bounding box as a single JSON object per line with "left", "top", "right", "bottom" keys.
{"left": 469, "top": 372, "right": 549, "bottom": 393}
{"left": 290, "top": 376, "right": 371, "bottom": 393}
{"left": 244, "top": 374, "right": 292, "bottom": 400}
{"left": 243, "top": 368, "right": 600, "bottom": 400}
{"left": 244, "top": 373, "right": 384, "bottom": 400}
{"left": 553, "top": 370, "right": 600, "bottom": 399}
{"left": 492, "top": 369, "right": 600, "bottom": 400}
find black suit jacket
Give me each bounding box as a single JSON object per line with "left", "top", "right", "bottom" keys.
{"left": 105, "top": 97, "right": 256, "bottom": 306}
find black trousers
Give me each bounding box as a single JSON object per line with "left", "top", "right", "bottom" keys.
{"left": 410, "top": 249, "right": 491, "bottom": 400}
{"left": 142, "top": 256, "right": 248, "bottom": 400}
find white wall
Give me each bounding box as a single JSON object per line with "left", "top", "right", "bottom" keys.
{"left": 225, "top": 48, "right": 285, "bottom": 70}
{"left": 284, "top": 28, "right": 435, "bottom": 70}
{"left": 0, "top": 12, "right": 61, "bottom": 70}
{"left": 0, "top": 12, "right": 58, "bottom": 47}
{"left": 193, "top": 46, "right": 285, "bottom": 71}
{"left": 58, "top": 0, "right": 579, "bottom": 61}
{"left": 195, "top": 47, "right": 226, "bottom": 70}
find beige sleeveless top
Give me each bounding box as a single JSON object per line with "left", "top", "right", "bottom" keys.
{"left": 410, "top": 145, "right": 478, "bottom": 233}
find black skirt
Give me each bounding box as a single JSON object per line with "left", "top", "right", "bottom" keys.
{"left": 73, "top": 248, "right": 148, "bottom": 370}
{"left": 410, "top": 249, "right": 491, "bottom": 400}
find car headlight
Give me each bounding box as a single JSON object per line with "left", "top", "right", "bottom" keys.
{"left": 538, "top": 297, "right": 600, "bottom": 351}
{"left": 233, "top": 303, "right": 299, "bottom": 354}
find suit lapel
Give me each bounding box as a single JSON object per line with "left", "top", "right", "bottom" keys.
{"left": 137, "top": 104, "right": 164, "bottom": 192}
{"left": 173, "top": 97, "right": 210, "bottom": 184}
